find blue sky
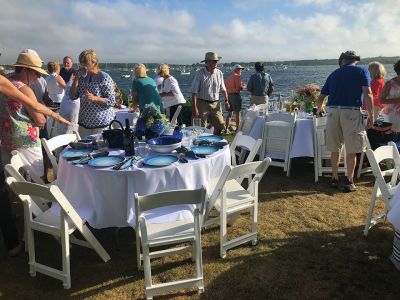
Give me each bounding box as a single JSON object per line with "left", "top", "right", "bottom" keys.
{"left": 1, "top": 0, "right": 399, "bottom": 64}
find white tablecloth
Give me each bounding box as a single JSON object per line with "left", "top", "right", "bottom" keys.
{"left": 114, "top": 108, "right": 139, "bottom": 127}
{"left": 248, "top": 116, "right": 314, "bottom": 158}
{"left": 52, "top": 146, "right": 231, "bottom": 229}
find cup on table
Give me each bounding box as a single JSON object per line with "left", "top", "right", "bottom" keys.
{"left": 96, "top": 137, "right": 109, "bottom": 152}
{"left": 182, "top": 128, "right": 193, "bottom": 147}
{"left": 192, "top": 118, "right": 202, "bottom": 127}
{"left": 136, "top": 142, "right": 151, "bottom": 158}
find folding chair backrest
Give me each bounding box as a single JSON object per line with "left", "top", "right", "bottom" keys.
{"left": 9, "top": 150, "right": 45, "bottom": 185}
{"left": 230, "top": 131, "right": 262, "bottom": 166}
{"left": 135, "top": 187, "right": 207, "bottom": 215}
{"left": 239, "top": 110, "right": 259, "bottom": 135}
{"left": 6, "top": 178, "right": 85, "bottom": 229}
{"left": 367, "top": 143, "right": 400, "bottom": 199}
{"left": 41, "top": 133, "right": 79, "bottom": 177}
{"left": 170, "top": 105, "right": 182, "bottom": 127}
{"left": 266, "top": 113, "right": 295, "bottom": 123}
{"left": 207, "top": 159, "right": 271, "bottom": 215}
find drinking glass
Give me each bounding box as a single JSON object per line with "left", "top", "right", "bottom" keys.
{"left": 182, "top": 128, "right": 193, "bottom": 147}
{"left": 136, "top": 143, "right": 151, "bottom": 158}
{"left": 96, "top": 137, "right": 109, "bottom": 152}
{"left": 192, "top": 118, "right": 202, "bottom": 127}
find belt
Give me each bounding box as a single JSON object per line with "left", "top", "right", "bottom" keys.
{"left": 329, "top": 106, "right": 361, "bottom": 111}
{"left": 199, "top": 98, "right": 217, "bottom": 103}
{"left": 228, "top": 92, "right": 240, "bottom": 95}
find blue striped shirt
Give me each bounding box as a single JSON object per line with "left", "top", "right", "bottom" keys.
{"left": 191, "top": 67, "right": 226, "bottom": 101}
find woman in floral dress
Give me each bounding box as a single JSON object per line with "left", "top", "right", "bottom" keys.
{"left": 0, "top": 51, "right": 70, "bottom": 257}
{"left": 381, "top": 59, "right": 400, "bottom": 131}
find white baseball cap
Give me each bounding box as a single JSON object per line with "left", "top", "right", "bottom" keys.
{"left": 233, "top": 64, "right": 244, "bottom": 70}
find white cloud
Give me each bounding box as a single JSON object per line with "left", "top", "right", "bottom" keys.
{"left": 0, "top": 0, "right": 399, "bottom": 64}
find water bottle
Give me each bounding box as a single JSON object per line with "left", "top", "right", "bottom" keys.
{"left": 123, "top": 118, "right": 135, "bottom": 156}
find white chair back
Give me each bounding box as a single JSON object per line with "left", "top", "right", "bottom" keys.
{"left": 5, "top": 176, "right": 110, "bottom": 289}
{"left": 204, "top": 158, "right": 271, "bottom": 258}
{"left": 170, "top": 105, "right": 182, "bottom": 127}
{"left": 230, "top": 131, "right": 262, "bottom": 167}
{"left": 313, "top": 116, "right": 347, "bottom": 182}
{"left": 363, "top": 142, "right": 400, "bottom": 235}
{"left": 134, "top": 187, "right": 206, "bottom": 299}
{"left": 41, "top": 132, "right": 79, "bottom": 179}
{"left": 239, "top": 110, "right": 259, "bottom": 135}
{"left": 261, "top": 114, "right": 295, "bottom": 176}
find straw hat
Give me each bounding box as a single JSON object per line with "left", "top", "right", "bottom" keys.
{"left": 12, "top": 51, "right": 48, "bottom": 75}
{"left": 201, "top": 52, "right": 221, "bottom": 62}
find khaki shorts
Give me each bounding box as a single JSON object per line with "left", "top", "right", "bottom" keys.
{"left": 326, "top": 107, "right": 366, "bottom": 154}
{"left": 197, "top": 99, "right": 225, "bottom": 133}
{"left": 249, "top": 95, "right": 269, "bottom": 106}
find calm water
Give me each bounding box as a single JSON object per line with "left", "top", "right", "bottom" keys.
{"left": 109, "top": 64, "right": 397, "bottom": 107}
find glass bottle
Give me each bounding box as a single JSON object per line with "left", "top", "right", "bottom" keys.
{"left": 123, "top": 118, "right": 134, "bottom": 156}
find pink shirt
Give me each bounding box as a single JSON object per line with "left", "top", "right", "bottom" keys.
{"left": 225, "top": 73, "right": 243, "bottom": 94}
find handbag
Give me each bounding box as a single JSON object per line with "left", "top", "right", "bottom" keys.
{"left": 102, "top": 120, "right": 124, "bottom": 148}
{"left": 367, "top": 121, "right": 394, "bottom": 150}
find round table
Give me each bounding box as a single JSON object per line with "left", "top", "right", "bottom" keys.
{"left": 52, "top": 145, "right": 231, "bottom": 229}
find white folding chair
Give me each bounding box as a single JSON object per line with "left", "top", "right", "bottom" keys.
{"left": 5, "top": 176, "right": 110, "bottom": 289}
{"left": 203, "top": 158, "right": 271, "bottom": 258}
{"left": 230, "top": 131, "right": 262, "bottom": 166}
{"left": 41, "top": 131, "right": 80, "bottom": 179}
{"left": 357, "top": 137, "right": 372, "bottom": 178}
{"left": 170, "top": 105, "right": 182, "bottom": 127}
{"left": 364, "top": 142, "right": 400, "bottom": 236}
{"left": 135, "top": 188, "right": 206, "bottom": 300}
{"left": 238, "top": 109, "right": 259, "bottom": 135}
{"left": 260, "top": 113, "right": 295, "bottom": 176}
{"left": 313, "top": 116, "right": 347, "bottom": 182}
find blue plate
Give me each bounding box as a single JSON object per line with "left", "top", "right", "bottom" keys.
{"left": 143, "top": 155, "right": 178, "bottom": 167}
{"left": 196, "top": 135, "right": 223, "bottom": 142}
{"left": 191, "top": 145, "right": 219, "bottom": 155}
{"left": 61, "top": 149, "right": 92, "bottom": 159}
{"left": 88, "top": 155, "right": 125, "bottom": 168}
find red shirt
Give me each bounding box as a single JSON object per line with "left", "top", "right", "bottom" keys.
{"left": 371, "top": 78, "right": 385, "bottom": 108}
{"left": 362, "top": 77, "right": 385, "bottom": 109}
{"left": 225, "top": 73, "right": 243, "bottom": 94}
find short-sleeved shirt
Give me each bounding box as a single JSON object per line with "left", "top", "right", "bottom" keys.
{"left": 78, "top": 71, "right": 116, "bottom": 129}
{"left": 191, "top": 67, "right": 226, "bottom": 101}
{"left": 0, "top": 81, "right": 41, "bottom": 150}
{"left": 225, "top": 73, "right": 243, "bottom": 94}
{"left": 131, "top": 77, "right": 164, "bottom": 111}
{"left": 60, "top": 67, "right": 76, "bottom": 83}
{"left": 30, "top": 76, "right": 47, "bottom": 104}
{"left": 321, "top": 65, "right": 371, "bottom": 107}
{"left": 247, "top": 72, "right": 273, "bottom": 96}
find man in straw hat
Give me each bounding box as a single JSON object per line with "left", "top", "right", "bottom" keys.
{"left": 316, "top": 50, "right": 373, "bottom": 192}
{"left": 191, "top": 51, "right": 229, "bottom": 135}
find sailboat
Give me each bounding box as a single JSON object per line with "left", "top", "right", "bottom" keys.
{"left": 180, "top": 68, "right": 190, "bottom": 75}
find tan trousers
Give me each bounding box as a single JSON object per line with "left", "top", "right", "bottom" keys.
{"left": 197, "top": 100, "right": 225, "bottom": 134}
{"left": 249, "top": 95, "right": 269, "bottom": 106}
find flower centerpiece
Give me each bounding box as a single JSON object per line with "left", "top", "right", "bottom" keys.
{"left": 291, "top": 84, "right": 321, "bottom": 113}
{"left": 135, "top": 103, "right": 169, "bottom": 140}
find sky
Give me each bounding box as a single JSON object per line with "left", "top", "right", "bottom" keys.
{"left": 1, "top": 0, "right": 400, "bottom": 64}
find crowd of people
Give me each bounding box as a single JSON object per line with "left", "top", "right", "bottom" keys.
{"left": 1, "top": 47, "right": 400, "bottom": 259}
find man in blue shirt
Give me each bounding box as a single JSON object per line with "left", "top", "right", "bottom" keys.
{"left": 60, "top": 56, "right": 76, "bottom": 83}
{"left": 247, "top": 61, "right": 274, "bottom": 106}
{"left": 317, "top": 50, "right": 373, "bottom": 192}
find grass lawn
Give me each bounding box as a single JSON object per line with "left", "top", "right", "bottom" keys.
{"left": 1, "top": 156, "right": 400, "bottom": 299}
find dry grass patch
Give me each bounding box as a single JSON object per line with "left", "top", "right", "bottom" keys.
{"left": 1, "top": 158, "right": 400, "bottom": 299}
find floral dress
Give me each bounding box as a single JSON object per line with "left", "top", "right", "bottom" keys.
{"left": 0, "top": 81, "right": 41, "bottom": 150}
{"left": 382, "top": 80, "right": 400, "bottom": 131}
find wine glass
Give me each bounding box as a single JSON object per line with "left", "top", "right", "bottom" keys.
{"left": 192, "top": 118, "right": 202, "bottom": 127}
{"left": 96, "top": 137, "right": 109, "bottom": 152}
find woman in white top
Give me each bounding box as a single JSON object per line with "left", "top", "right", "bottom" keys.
{"left": 56, "top": 74, "right": 80, "bottom": 135}
{"left": 45, "top": 60, "right": 66, "bottom": 104}
{"left": 158, "top": 64, "right": 186, "bottom": 123}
